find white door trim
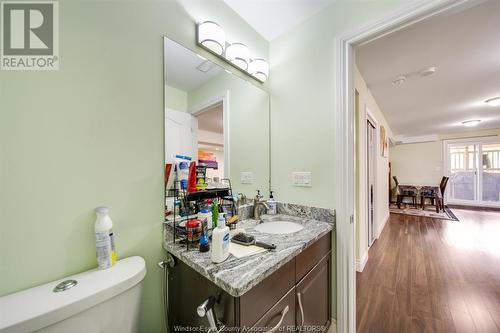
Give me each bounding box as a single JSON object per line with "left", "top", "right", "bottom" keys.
{"left": 366, "top": 109, "right": 378, "bottom": 248}
{"left": 190, "top": 91, "right": 231, "bottom": 179}
{"left": 334, "top": 1, "right": 474, "bottom": 332}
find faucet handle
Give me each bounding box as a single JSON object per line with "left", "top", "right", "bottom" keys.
{"left": 255, "top": 190, "right": 263, "bottom": 201}
{"left": 237, "top": 192, "right": 247, "bottom": 205}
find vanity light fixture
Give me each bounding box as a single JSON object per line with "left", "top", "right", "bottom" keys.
{"left": 248, "top": 58, "right": 269, "bottom": 82}
{"left": 225, "top": 43, "right": 250, "bottom": 70}
{"left": 197, "top": 21, "right": 225, "bottom": 55}
{"left": 485, "top": 96, "right": 500, "bottom": 107}
{"left": 196, "top": 21, "right": 269, "bottom": 83}
{"left": 462, "top": 119, "right": 482, "bottom": 127}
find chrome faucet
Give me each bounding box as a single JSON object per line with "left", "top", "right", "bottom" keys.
{"left": 253, "top": 190, "right": 269, "bottom": 221}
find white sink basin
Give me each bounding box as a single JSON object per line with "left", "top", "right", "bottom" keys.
{"left": 254, "top": 221, "right": 304, "bottom": 234}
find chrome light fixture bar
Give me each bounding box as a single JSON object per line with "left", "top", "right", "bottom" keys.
{"left": 196, "top": 21, "right": 269, "bottom": 83}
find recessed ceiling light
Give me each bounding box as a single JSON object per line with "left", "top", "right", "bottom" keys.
{"left": 462, "top": 119, "right": 481, "bottom": 127}
{"left": 392, "top": 75, "right": 406, "bottom": 86}
{"left": 485, "top": 97, "right": 500, "bottom": 107}
{"left": 419, "top": 66, "right": 437, "bottom": 77}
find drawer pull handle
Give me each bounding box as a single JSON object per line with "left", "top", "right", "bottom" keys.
{"left": 264, "top": 305, "right": 289, "bottom": 333}
{"left": 297, "top": 292, "right": 304, "bottom": 331}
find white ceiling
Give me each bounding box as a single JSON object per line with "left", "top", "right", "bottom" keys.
{"left": 223, "top": 0, "right": 335, "bottom": 41}
{"left": 356, "top": 0, "right": 500, "bottom": 137}
{"left": 164, "top": 38, "right": 223, "bottom": 92}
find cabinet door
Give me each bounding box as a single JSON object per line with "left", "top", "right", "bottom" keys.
{"left": 251, "top": 287, "right": 296, "bottom": 333}
{"left": 296, "top": 253, "right": 330, "bottom": 331}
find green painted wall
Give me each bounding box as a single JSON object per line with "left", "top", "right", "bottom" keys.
{"left": 187, "top": 72, "right": 270, "bottom": 197}
{"left": 0, "top": 1, "right": 268, "bottom": 332}
{"left": 166, "top": 85, "right": 188, "bottom": 112}
{"left": 268, "top": 0, "right": 409, "bottom": 318}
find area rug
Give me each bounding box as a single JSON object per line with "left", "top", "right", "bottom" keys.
{"left": 389, "top": 203, "right": 459, "bottom": 221}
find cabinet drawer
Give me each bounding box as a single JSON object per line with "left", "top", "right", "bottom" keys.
{"left": 239, "top": 259, "right": 295, "bottom": 328}
{"left": 296, "top": 232, "right": 331, "bottom": 282}
{"left": 251, "top": 287, "right": 296, "bottom": 332}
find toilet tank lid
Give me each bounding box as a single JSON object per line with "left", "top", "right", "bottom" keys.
{"left": 0, "top": 256, "right": 146, "bottom": 333}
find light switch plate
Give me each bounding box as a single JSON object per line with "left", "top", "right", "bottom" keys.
{"left": 240, "top": 172, "right": 254, "bottom": 184}
{"left": 292, "top": 172, "right": 312, "bottom": 187}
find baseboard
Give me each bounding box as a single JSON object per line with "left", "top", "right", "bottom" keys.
{"left": 448, "top": 204, "right": 500, "bottom": 212}
{"left": 376, "top": 213, "right": 390, "bottom": 239}
{"left": 356, "top": 250, "right": 368, "bottom": 272}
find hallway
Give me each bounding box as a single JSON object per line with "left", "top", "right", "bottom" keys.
{"left": 356, "top": 210, "right": 500, "bottom": 332}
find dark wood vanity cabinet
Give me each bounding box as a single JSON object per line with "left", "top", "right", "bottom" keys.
{"left": 168, "top": 231, "right": 332, "bottom": 332}
{"left": 250, "top": 287, "right": 296, "bottom": 332}
{"left": 296, "top": 254, "right": 330, "bottom": 330}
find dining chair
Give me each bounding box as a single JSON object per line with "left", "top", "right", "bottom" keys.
{"left": 394, "top": 176, "right": 418, "bottom": 208}
{"left": 421, "top": 186, "right": 438, "bottom": 211}
{"left": 421, "top": 176, "right": 449, "bottom": 212}
{"left": 437, "top": 176, "right": 449, "bottom": 211}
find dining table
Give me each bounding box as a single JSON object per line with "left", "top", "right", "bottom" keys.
{"left": 396, "top": 184, "right": 443, "bottom": 213}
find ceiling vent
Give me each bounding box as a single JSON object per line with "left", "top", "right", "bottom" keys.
{"left": 196, "top": 60, "right": 216, "bottom": 73}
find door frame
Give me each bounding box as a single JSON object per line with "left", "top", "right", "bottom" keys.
{"left": 334, "top": 0, "right": 474, "bottom": 332}
{"left": 190, "top": 91, "right": 231, "bottom": 179}
{"left": 365, "top": 110, "right": 378, "bottom": 248}
{"left": 443, "top": 136, "right": 500, "bottom": 207}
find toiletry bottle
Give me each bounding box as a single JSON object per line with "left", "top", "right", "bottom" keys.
{"left": 268, "top": 191, "right": 277, "bottom": 215}
{"left": 178, "top": 161, "right": 189, "bottom": 190}
{"left": 211, "top": 200, "right": 219, "bottom": 228}
{"left": 211, "top": 213, "right": 230, "bottom": 263}
{"left": 199, "top": 221, "right": 210, "bottom": 253}
{"left": 198, "top": 207, "right": 212, "bottom": 230}
{"left": 187, "top": 161, "right": 197, "bottom": 193}
{"left": 94, "top": 207, "right": 117, "bottom": 270}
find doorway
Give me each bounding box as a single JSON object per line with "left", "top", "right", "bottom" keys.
{"left": 334, "top": 1, "right": 479, "bottom": 332}
{"left": 165, "top": 94, "right": 229, "bottom": 177}
{"left": 194, "top": 101, "right": 227, "bottom": 182}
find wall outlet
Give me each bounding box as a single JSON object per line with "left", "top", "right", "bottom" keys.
{"left": 292, "top": 172, "right": 312, "bottom": 187}
{"left": 240, "top": 172, "right": 254, "bottom": 184}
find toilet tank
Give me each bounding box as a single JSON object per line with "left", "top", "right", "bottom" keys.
{"left": 0, "top": 256, "right": 146, "bottom": 333}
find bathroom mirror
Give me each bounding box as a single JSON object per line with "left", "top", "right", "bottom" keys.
{"left": 163, "top": 37, "right": 270, "bottom": 205}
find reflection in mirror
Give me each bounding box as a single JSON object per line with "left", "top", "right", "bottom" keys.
{"left": 164, "top": 37, "right": 270, "bottom": 226}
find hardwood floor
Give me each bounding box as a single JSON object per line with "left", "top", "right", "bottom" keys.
{"left": 356, "top": 210, "right": 500, "bottom": 333}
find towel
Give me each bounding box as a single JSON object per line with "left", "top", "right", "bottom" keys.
{"left": 229, "top": 242, "right": 266, "bottom": 258}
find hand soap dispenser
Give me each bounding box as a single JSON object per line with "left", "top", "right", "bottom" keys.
{"left": 211, "top": 213, "right": 230, "bottom": 263}
{"left": 267, "top": 191, "right": 277, "bottom": 215}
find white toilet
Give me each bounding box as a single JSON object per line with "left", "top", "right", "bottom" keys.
{"left": 0, "top": 256, "right": 146, "bottom": 333}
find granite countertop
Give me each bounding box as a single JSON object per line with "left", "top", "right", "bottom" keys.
{"left": 163, "top": 214, "right": 333, "bottom": 297}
